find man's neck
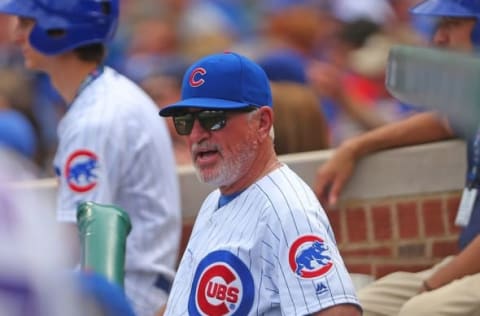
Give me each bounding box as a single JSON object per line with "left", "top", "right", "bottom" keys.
{"left": 48, "top": 58, "right": 100, "bottom": 104}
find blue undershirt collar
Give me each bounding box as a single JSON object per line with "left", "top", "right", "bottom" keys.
{"left": 218, "top": 190, "right": 245, "bottom": 208}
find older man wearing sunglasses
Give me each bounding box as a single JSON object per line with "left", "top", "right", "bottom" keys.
{"left": 158, "top": 52, "right": 361, "bottom": 316}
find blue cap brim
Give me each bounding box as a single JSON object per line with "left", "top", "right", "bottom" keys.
{"left": 159, "top": 98, "right": 254, "bottom": 116}
{"left": 410, "top": 0, "right": 476, "bottom": 17}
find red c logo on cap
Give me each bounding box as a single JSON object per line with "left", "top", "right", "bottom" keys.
{"left": 189, "top": 67, "right": 207, "bottom": 87}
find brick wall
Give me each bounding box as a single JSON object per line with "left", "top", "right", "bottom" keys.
{"left": 330, "top": 191, "right": 462, "bottom": 278}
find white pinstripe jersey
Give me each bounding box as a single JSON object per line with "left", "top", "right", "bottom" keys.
{"left": 165, "top": 164, "right": 360, "bottom": 316}
{"left": 53, "top": 66, "right": 181, "bottom": 316}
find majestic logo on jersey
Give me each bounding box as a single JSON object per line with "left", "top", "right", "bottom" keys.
{"left": 189, "top": 250, "right": 254, "bottom": 316}
{"left": 65, "top": 149, "right": 99, "bottom": 193}
{"left": 315, "top": 282, "right": 329, "bottom": 295}
{"left": 289, "top": 235, "right": 333, "bottom": 279}
{"left": 189, "top": 67, "right": 207, "bottom": 87}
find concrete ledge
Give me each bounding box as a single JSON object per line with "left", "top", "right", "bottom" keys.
{"left": 341, "top": 139, "right": 466, "bottom": 200}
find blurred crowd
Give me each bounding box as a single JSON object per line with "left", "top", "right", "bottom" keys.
{"left": 0, "top": 0, "right": 434, "bottom": 176}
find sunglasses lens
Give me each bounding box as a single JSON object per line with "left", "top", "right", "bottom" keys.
{"left": 173, "top": 114, "right": 194, "bottom": 135}
{"left": 197, "top": 111, "right": 226, "bottom": 131}
{"left": 172, "top": 110, "right": 232, "bottom": 135}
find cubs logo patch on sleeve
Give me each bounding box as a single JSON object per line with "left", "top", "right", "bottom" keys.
{"left": 188, "top": 250, "right": 254, "bottom": 316}
{"left": 288, "top": 235, "right": 333, "bottom": 279}
{"left": 64, "top": 149, "right": 99, "bottom": 193}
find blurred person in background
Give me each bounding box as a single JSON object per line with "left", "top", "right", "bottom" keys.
{"left": 29, "top": 72, "right": 66, "bottom": 175}
{"left": 122, "top": 16, "right": 181, "bottom": 82}
{"left": 0, "top": 68, "right": 39, "bottom": 162}
{"left": 258, "top": 50, "right": 330, "bottom": 154}
{"left": 315, "top": 0, "right": 480, "bottom": 315}
{"left": 270, "top": 81, "right": 330, "bottom": 155}
{"left": 177, "top": 0, "right": 245, "bottom": 60}
{"left": 257, "top": 2, "right": 409, "bottom": 146}
{"left": 308, "top": 18, "right": 388, "bottom": 146}
{"left": 140, "top": 60, "right": 192, "bottom": 166}
{"left": 307, "top": 0, "right": 426, "bottom": 147}
{"left": 0, "top": 18, "right": 68, "bottom": 177}
{"left": 309, "top": 18, "right": 419, "bottom": 146}
{"left": 0, "top": 0, "right": 182, "bottom": 315}
{"left": 259, "top": 4, "right": 327, "bottom": 59}
{"left": 387, "top": 0, "right": 432, "bottom": 45}
{"left": 331, "top": 0, "right": 395, "bottom": 26}
{"left": 0, "top": 13, "right": 61, "bottom": 173}
{"left": 0, "top": 14, "right": 23, "bottom": 68}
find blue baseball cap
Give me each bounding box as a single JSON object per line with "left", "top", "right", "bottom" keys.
{"left": 410, "top": 0, "right": 480, "bottom": 17}
{"left": 258, "top": 50, "right": 307, "bottom": 84}
{"left": 159, "top": 52, "right": 272, "bottom": 117}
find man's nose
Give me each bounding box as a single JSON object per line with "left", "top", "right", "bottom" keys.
{"left": 187, "top": 118, "right": 209, "bottom": 142}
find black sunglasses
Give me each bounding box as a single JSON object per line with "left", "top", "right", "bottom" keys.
{"left": 172, "top": 106, "right": 258, "bottom": 136}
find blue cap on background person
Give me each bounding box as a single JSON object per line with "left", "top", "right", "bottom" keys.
{"left": 159, "top": 52, "right": 272, "bottom": 116}
{"left": 257, "top": 50, "right": 307, "bottom": 84}
{"left": 410, "top": 0, "right": 480, "bottom": 45}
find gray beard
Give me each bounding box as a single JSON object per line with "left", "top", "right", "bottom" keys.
{"left": 194, "top": 139, "right": 258, "bottom": 188}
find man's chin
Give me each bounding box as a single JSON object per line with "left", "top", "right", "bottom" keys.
{"left": 195, "top": 169, "right": 231, "bottom": 187}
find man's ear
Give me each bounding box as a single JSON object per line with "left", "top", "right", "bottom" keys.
{"left": 257, "top": 106, "right": 274, "bottom": 140}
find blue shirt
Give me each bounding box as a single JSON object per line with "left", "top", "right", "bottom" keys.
{"left": 0, "top": 109, "right": 36, "bottom": 159}
{"left": 459, "top": 136, "right": 480, "bottom": 249}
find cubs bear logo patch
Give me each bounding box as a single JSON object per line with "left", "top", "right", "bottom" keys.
{"left": 288, "top": 235, "right": 333, "bottom": 279}
{"left": 64, "top": 149, "right": 99, "bottom": 193}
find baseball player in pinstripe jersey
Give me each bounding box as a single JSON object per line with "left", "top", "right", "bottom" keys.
{"left": 159, "top": 52, "right": 361, "bottom": 315}
{"left": 0, "top": 1, "right": 182, "bottom": 315}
